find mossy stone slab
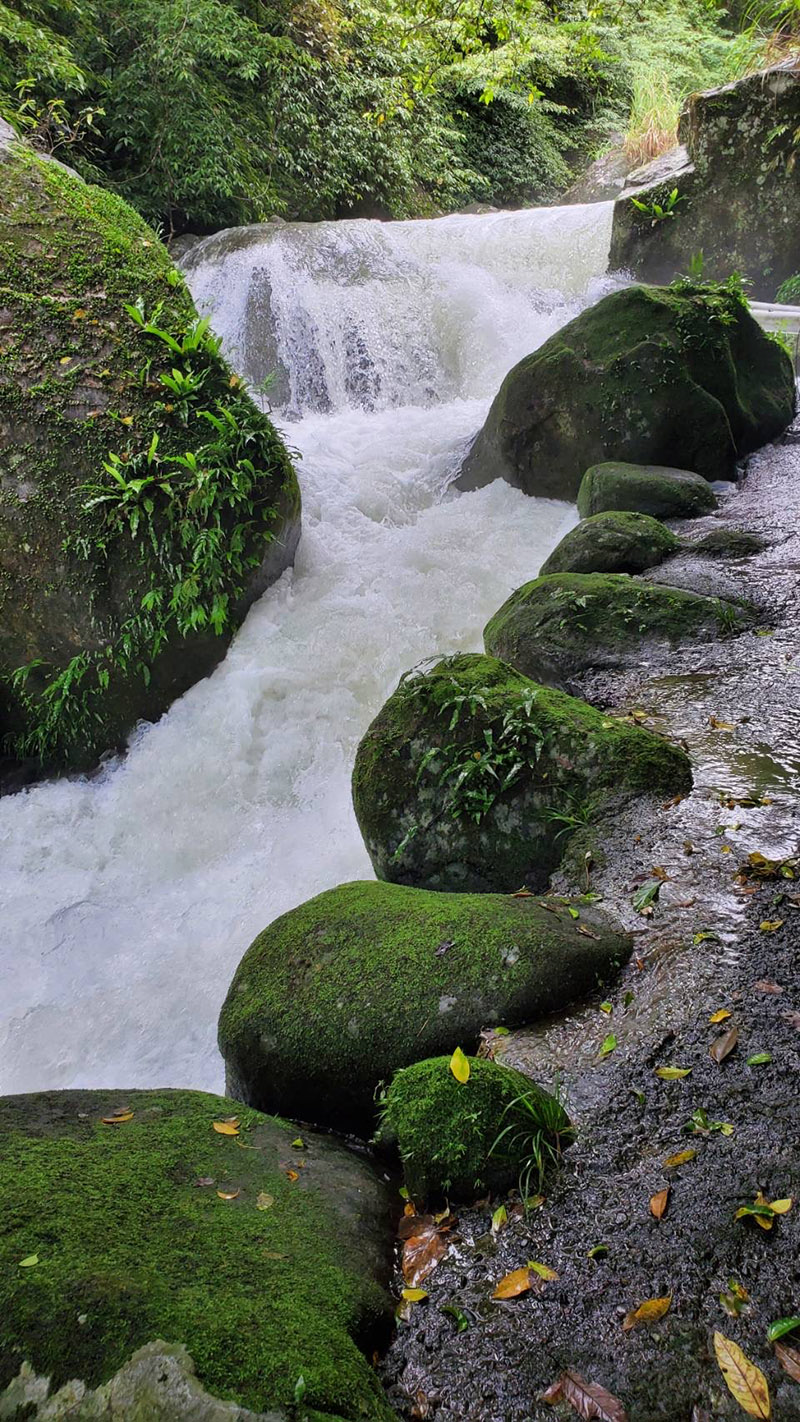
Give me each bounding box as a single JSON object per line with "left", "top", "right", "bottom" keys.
{"left": 577, "top": 462, "right": 718, "bottom": 520}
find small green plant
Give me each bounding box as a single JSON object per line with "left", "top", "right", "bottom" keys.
{"left": 490, "top": 1080, "right": 574, "bottom": 1202}
{"left": 630, "top": 186, "right": 685, "bottom": 224}
{"left": 541, "top": 793, "right": 595, "bottom": 841}
{"left": 776, "top": 273, "right": 800, "bottom": 303}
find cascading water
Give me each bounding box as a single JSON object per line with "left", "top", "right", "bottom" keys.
{"left": 0, "top": 202, "right": 617, "bottom": 1094}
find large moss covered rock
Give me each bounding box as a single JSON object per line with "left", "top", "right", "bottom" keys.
{"left": 0, "top": 1090, "right": 392, "bottom": 1421}
{"left": 540, "top": 511, "right": 679, "bottom": 575}
{"left": 0, "top": 131, "right": 300, "bottom": 774}
{"left": 351, "top": 653, "right": 690, "bottom": 892}
{"left": 577, "top": 462, "right": 718, "bottom": 520}
{"left": 377, "top": 1055, "right": 572, "bottom": 1204}
{"left": 218, "top": 880, "right": 631, "bottom": 1135}
{"left": 484, "top": 573, "right": 753, "bottom": 691}
{"left": 455, "top": 284, "right": 794, "bottom": 499}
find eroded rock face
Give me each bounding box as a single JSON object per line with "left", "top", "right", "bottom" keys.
{"left": 0, "top": 1090, "right": 392, "bottom": 1420}
{"left": 577, "top": 462, "right": 718, "bottom": 520}
{"left": 609, "top": 64, "right": 800, "bottom": 298}
{"left": 540, "top": 511, "right": 679, "bottom": 575}
{"left": 0, "top": 130, "right": 300, "bottom": 774}
{"left": 455, "top": 286, "right": 794, "bottom": 500}
{"left": 350, "top": 653, "right": 691, "bottom": 893}
{"left": 218, "top": 880, "right": 632, "bottom": 1134}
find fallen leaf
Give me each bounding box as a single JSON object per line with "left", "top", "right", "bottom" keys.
{"left": 655, "top": 1066, "right": 692, "bottom": 1079}
{"left": 491, "top": 1204, "right": 508, "bottom": 1235}
{"left": 650, "top": 1188, "right": 669, "bottom": 1219}
{"left": 528, "top": 1260, "right": 559, "bottom": 1281}
{"left": 747, "top": 1052, "right": 773, "bottom": 1066}
{"left": 709, "top": 1009, "right": 732, "bottom": 1023}
{"left": 291, "top": 1138, "right": 304, "bottom": 1148}
{"left": 493, "top": 1267, "right": 536, "bottom": 1299}
{"left": 450, "top": 1046, "right": 470, "bottom": 1083}
{"left": 622, "top": 1295, "right": 671, "bottom": 1331}
{"left": 767, "top": 1317, "right": 800, "bottom": 1343}
{"left": 401, "top": 1287, "right": 428, "bottom": 1302}
{"left": 768, "top": 1197, "right": 792, "bottom": 1214}
{"left": 541, "top": 1369, "right": 628, "bottom": 1420}
{"left": 588, "top": 1244, "right": 609, "bottom": 1259}
{"left": 664, "top": 1149, "right": 696, "bottom": 1168}
{"left": 101, "top": 1110, "right": 134, "bottom": 1124}
{"left": 600, "top": 1001, "right": 613, "bottom": 1015}
{"left": 286, "top": 1169, "right": 299, "bottom": 1182}
{"left": 709, "top": 716, "right": 734, "bottom": 730}
{"left": 441, "top": 1304, "right": 470, "bottom": 1331}
{"left": 710, "top": 1026, "right": 739, "bottom": 1063}
{"left": 195, "top": 1176, "right": 215, "bottom": 1187}
{"left": 599, "top": 1033, "right": 617, "bottom": 1058}
{"left": 759, "top": 920, "right": 784, "bottom": 933}
{"left": 212, "top": 1120, "right": 240, "bottom": 1136}
{"left": 216, "top": 1189, "right": 240, "bottom": 1200}
{"left": 774, "top": 1340, "right": 800, "bottom": 1383}
{"left": 256, "top": 1192, "right": 274, "bottom": 1210}
{"left": 714, "top": 1332, "right": 770, "bottom": 1418}
{"left": 402, "top": 1225, "right": 447, "bottom": 1287}
{"left": 633, "top": 879, "right": 661, "bottom": 914}
{"left": 19, "top": 1255, "right": 38, "bottom": 1268}
{"left": 753, "top": 981, "right": 783, "bottom": 994}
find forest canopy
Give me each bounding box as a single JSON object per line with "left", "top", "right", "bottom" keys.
{"left": 0, "top": 0, "right": 782, "bottom": 231}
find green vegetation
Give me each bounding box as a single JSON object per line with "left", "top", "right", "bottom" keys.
{"left": 0, "top": 1090, "right": 391, "bottom": 1419}
{"left": 0, "top": 0, "right": 762, "bottom": 231}
{"left": 378, "top": 1055, "right": 572, "bottom": 1202}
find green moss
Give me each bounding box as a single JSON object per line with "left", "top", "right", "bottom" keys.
{"left": 377, "top": 1055, "right": 572, "bottom": 1204}
{"left": 577, "top": 462, "right": 717, "bottom": 520}
{"left": 0, "top": 1090, "right": 392, "bottom": 1420}
{"left": 484, "top": 573, "right": 754, "bottom": 689}
{"left": 540, "top": 511, "right": 679, "bottom": 576}
{"left": 352, "top": 653, "right": 691, "bottom": 892}
{"left": 690, "top": 528, "right": 766, "bottom": 559}
{"left": 218, "top": 879, "right": 632, "bottom": 1135}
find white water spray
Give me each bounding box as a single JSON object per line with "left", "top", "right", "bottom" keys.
{"left": 0, "top": 203, "right": 615, "bottom": 1093}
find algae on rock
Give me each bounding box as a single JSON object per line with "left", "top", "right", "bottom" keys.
{"left": 378, "top": 1054, "right": 572, "bottom": 1204}
{"left": 456, "top": 284, "right": 795, "bottom": 500}
{"left": 0, "top": 1090, "right": 392, "bottom": 1421}
{"left": 351, "top": 653, "right": 690, "bottom": 893}
{"left": 218, "top": 879, "right": 632, "bottom": 1135}
{"left": 0, "top": 130, "right": 300, "bottom": 774}
{"left": 577, "top": 463, "right": 718, "bottom": 521}
{"left": 540, "top": 511, "right": 680, "bottom": 576}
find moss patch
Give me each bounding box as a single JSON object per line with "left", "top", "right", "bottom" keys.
{"left": 577, "top": 462, "right": 718, "bottom": 520}
{"left": 218, "top": 880, "right": 632, "bottom": 1135}
{"left": 0, "top": 1090, "right": 392, "bottom": 1420}
{"left": 540, "top": 511, "right": 679, "bottom": 576}
{"left": 689, "top": 528, "right": 766, "bottom": 559}
{"left": 352, "top": 652, "right": 690, "bottom": 892}
{"left": 377, "top": 1055, "right": 572, "bottom": 1204}
{"left": 484, "top": 573, "right": 754, "bottom": 690}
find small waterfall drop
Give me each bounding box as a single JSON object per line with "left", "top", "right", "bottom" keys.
{"left": 0, "top": 202, "right": 617, "bottom": 1093}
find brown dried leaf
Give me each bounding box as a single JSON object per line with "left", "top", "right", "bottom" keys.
{"left": 710, "top": 1025, "right": 739, "bottom": 1064}
{"left": 650, "top": 1188, "right": 669, "bottom": 1220}
{"left": 774, "top": 1340, "right": 800, "bottom": 1382}
{"left": 753, "top": 981, "right": 783, "bottom": 994}
{"left": 714, "top": 1332, "right": 771, "bottom": 1418}
{"left": 542, "top": 1369, "right": 628, "bottom": 1421}
{"left": 492, "top": 1267, "right": 536, "bottom": 1300}
{"left": 664, "top": 1149, "right": 696, "bottom": 1168}
{"left": 216, "top": 1188, "right": 240, "bottom": 1200}
{"left": 402, "top": 1225, "right": 447, "bottom": 1287}
{"left": 622, "top": 1295, "right": 671, "bottom": 1331}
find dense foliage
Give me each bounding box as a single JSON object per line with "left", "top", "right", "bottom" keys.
{"left": 0, "top": 0, "right": 763, "bottom": 230}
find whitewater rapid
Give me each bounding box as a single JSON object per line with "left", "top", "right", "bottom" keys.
{"left": 0, "top": 202, "right": 617, "bottom": 1093}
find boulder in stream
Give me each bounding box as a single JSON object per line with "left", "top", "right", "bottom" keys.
{"left": 484, "top": 572, "right": 754, "bottom": 691}
{"left": 577, "top": 462, "right": 718, "bottom": 520}
{"left": 0, "top": 1089, "right": 392, "bottom": 1421}
{"left": 0, "top": 128, "right": 300, "bottom": 775}
{"left": 540, "top": 510, "right": 680, "bottom": 575}
{"left": 351, "top": 653, "right": 690, "bottom": 893}
{"left": 218, "top": 880, "right": 632, "bottom": 1135}
{"left": 455, "top": 284, "right": 795, "bottom": 499}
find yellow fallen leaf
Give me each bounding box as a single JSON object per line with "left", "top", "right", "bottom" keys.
{"left": 401, "top": 1288, "right": 428, "bottom": 1302}
{"left": 216, "top": 1189, "right": 240, "bottom": 1200}
{"left": 664, "top": 1149, "right": 696, "bottom": 1168}
{"left": 709, "top": 1009, "right": 732, "bottom": 1023}
{"left": 256, "top": 1192, "right": 274, "bottom": 1210}
{"left": 101, "top": 1110, "right": 134, "bottom": 1124}
{"left": 650, "top": 1188, "right": 669, "bottom": 1219}
{"left": 622, "top": 1295, "right": 671, "bottom": 1331}
{"left": 655, "top": 1066, "right": 692, "bottom": 1079}
{"left": 714, "top": 1331, "right": 770, "bottom": 1418}
{"left": 768, "top": 1198, "right": 792, "bottom": 1214}
{"left": 73, "top": 308, "right": 87, "bottom": 319}
{"left": 212, "top": 1120, "right": 240, "bottom": 1136}
{"left": 120, "top": 415, "right": 134, "bottom": 426}
{"left": 450, "top": 1046, "right": 470, "bottom": 1084}
{"left": 59, "top": 356, "right": 71, "bottom": 365}
{"left": 528, "top": 1261, "right": 558, "bottom": 1281}
{"left": 492, "top": 1267, "right": 534, "bottom": 1300}
{"left": 759, "top": 920, "right": 784, "bottom": 933}
{"left": 286, "top": 1169, "right": 299, "bottom": 1182}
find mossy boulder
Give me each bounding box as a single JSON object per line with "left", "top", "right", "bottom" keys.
{"left": 0, "top": 130, "right": 300, "bottom": 775}
{"left": 218, "top": 880, "right": 632, "bottom": 1135}
{"left": 351, "top": 653, "right": 690, "bottom": 893}
{"left": 540, "top": 511, "right": 679, "bottom": 576}
{"left": 484, "top": 573, "right": 754, "bottom": 691}
{"left": 455, "top": 284, "right": 795, "bottom": 499}
{"left": 0, "top": 1090, "right": 392, "bottom": 1421}
{"left": 377, "top": 1055, "right": 572, "bottom": 1204}
{"left": 577, "top": 462, "right": 718, "bottom": 520}
{"left": 690, "top": 528, "right": 766, "bottom": 558}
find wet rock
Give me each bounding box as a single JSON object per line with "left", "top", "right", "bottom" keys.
{"left": 351, "top": 653, "right": 690, "bottom": 893}
{"left": 377, "top": 1055, "right": 571, "bottom": 1204}
{"left": 218, "top": 880, "right": 632, "bottom": 1135}
{"left": 0, "top": 1090, "right": 392, "bottom": 1420}
{"left": 456, "top": 285, "right": 794, "bottom": 499}
{"left": 689, "top": 528, "right": 766, "bottom": 558}
{"left": 0, "top": 134, "right": 300, "bottom": 775}
{"left": 610, "top": 64, "right": 800, "bottom": 299}
{"left": 577, "top": 462, "right": 718, "bottom": 520}
{"left": 484, "top": 573, "right": 754, "bottom": 691}
{"left": 540, "top": 511, "right": 679, "bottom": 575}
{"left": 560, "top": 138, "right": 637, "bottom": 204}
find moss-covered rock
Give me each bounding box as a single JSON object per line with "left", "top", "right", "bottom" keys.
{"left": 0, "top": 1090, "right": 392, "bottom": 1421}
{"left": 484, "top": 573, "right": 754, "bottom": 691}
{"left": 455, "top": 284, "right": 795, "bottom": 499}
{"left": 690, "top": 528, "right": 766, "bottom": 558}
{"left": 0, "top": 130, "right": 300, "bottom": 775}
{"left": 540, "top": 511, "right": 679, "bottom": 576}
{"left": 577, "top": 462, "right": 718, "bottom": 520}
{"left": 351, "top": 653, "right": 690, "bottom": 892}
{"left": 377, "top": 1055, "right": 572, "bottom": 1204}
{"left": 218, "top": 880, "right": 631, "bottom": 1135}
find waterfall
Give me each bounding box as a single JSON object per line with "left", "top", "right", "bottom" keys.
{"left": 0, "top": 202, "right": 617, "bottom": 1094}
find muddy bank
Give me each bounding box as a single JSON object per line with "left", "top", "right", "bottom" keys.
{"left": 381, "top": 420, "right": 800, "bottom": 1419}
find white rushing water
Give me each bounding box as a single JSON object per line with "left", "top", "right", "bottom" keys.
{"left": 0, "top": 202, "right": 617, "bottom": 1093}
